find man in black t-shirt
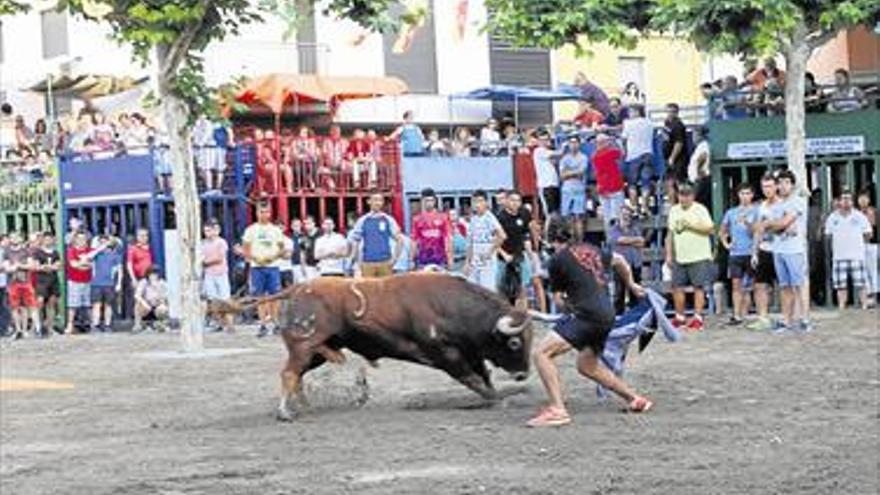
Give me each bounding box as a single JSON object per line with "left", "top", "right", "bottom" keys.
{"left": 33, "top": 233, "right": 61, "bottom": 335}
{"left": 527, "top": 226, "right": 653, "bottom": 428}
{"left": 663, "top": 103, "right": 688, "bottom": 183}
{"left": 495, "top": 191, "right": 532, "bottom": 308}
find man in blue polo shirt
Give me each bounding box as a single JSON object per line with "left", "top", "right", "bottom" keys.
{"left": 349, "top": 193, "right": 403, "bottom": 278}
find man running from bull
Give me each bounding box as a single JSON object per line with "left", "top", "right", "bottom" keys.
{"left": 528, "top": 224, "right": 653, "bottom": 427}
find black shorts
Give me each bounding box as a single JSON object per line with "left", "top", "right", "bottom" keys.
{"left": 90, "top": 286, "right": 117, "bottom": 305}
{"left": 728, "top": 255, "right": 753, "bottom": 280}
{"left": 754, "top": 250, "right": 776, "bottom": 284}
{"left": 552, "top": 314, "right": 613, "bottom": 355}
{"left": 36, "top": 279, "right": 60, "bottom": 300}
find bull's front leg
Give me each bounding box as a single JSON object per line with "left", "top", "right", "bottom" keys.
{"left": 277, "top": 346, "right": 324, "bottom": 422}
{"left": 438, "top": 347, "right": 498, "bottom": 401}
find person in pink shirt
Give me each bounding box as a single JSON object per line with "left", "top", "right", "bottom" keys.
{"left": 410, "top": 188, "right": 453, "bottom": 269}
{"left": 201, "top": 218, "right": 232, "bottom": 331}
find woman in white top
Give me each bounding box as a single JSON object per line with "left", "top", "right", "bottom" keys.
{"left": 479, "top": 119, "right": 502, "bottom": 156}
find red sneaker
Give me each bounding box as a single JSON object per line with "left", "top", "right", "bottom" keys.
{"left": 671, "top": 315, "right": 687, "bottom": 328}
{"left": 687, "top": 317, "right": 704, "bottom": 331}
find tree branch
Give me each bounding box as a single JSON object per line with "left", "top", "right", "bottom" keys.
{"left": 805, "top": 28, "right": 839, "bottom": 51}
{"left": 158, "top": 0, "right": 212, "bottom": 88}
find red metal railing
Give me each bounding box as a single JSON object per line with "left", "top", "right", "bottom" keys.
{"left": 248, "top": 136, "right": 400, "bottom": 197}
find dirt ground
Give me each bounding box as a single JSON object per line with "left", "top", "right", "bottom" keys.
{"left": 1, "top": 310, "right": 878, "bottom": 495}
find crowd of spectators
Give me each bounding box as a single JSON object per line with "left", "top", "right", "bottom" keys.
{"left": 701, "top": 60, "right": 874, "bottom": 120}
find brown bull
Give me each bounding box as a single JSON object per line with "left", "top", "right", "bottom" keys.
{"left": 212, "top": 272, "right": 533, "bottom": 421}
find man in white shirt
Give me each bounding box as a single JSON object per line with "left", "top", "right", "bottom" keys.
{"left": 824, "top": 190, "right": 872, "bottom": 310}
{"left": 620, "top": 105, "right": 654, "bottom": 196}
{"left": 314, "top": 218, "right": 349, "bottom": 277}
{"left": 532, "top": 134, "right": 559, "bottom": 218}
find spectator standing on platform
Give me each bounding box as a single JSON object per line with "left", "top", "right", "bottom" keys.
{"left": 90, "top": 234, "right": 123, "bottom": 333}
{"left": 857, "top": 190, "right": 878, "bottom": 306}
{"left": 411, "top": 188, "right": 453, "bottom": 269}
{"left": 451, "top": 127, "right": 476, "bottom": 157}
{"left": 33, "top": 233, "right": 61, "bottom": 335}
{"left": 201, "top": 219, "right": 233, "bottom": 332}
{"left": 827, "top": 68, "right": 867, "bottom": 113}
{"left": 465, "top": 190, "right": 506, "bottom": 291}
{"left": 6, "top": 232, "right": 40, "bottom": 339}
{"left": 495, "top": 191, "right": 533, "bottom": 308}
{"left": 391, "top": 111, "right": 425, "bottom": 157}
{"left": 824, "top": 190, "right": 872, "bottom": 310}
{"left": 574, "top": 72, "right": 611, "bottom": 116}
{"left": 479, "top": 118, "right": 502, "bottom": 156}
{"left": 573, "top": 100, "right": 605, "bottom": 129}
{"left": 663, "top": 103, "right": 688, "bottom": 183}
{"left": 127, "top": 228, "right": 154, "bottom": 291}
{"left": 749, "top": 173, "right": 781, "bottom": 331}
{"left": 592, "top": 134, "right": 625, "bottom": 229}
{"left": 315, "top": 218, "right": 349, "bottom": 277}
{"left": 532, "top": 134, "right": 559, "bottom": 218}
{"left": 133, "top": 267, "right": 169, "bottom": 333}
{"left": 559, "top": 136, "right": 588, "bottom": 242}
{"left": 242, "top": 202, "right": 288, "bottom": 337}
{"left": 666, "top": 182, "right": 715, "bottom": 331}
{"left": 349, "top": 194, "right": 403, "bottom": 278}
{"left": 620, "top": 105, "right": 655, "bottom": 203}
{"left": 765, "top": 170, "right": 810, "bottom": 332}
{"left": 601, "top": 97, "right": 628, "bottom": 132}
{"left": 720, "top": 184, "right": 759, "bottom": 325}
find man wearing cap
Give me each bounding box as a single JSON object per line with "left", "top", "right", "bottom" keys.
{"left": 665, "top": 181, "right": 715, "bottom": 331}
{"left": 410, "top": 188, "right": 453, "bottom": 269}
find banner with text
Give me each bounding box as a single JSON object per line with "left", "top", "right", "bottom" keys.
{"left": 727, "top": 135, "right": 865, "bottom": 159}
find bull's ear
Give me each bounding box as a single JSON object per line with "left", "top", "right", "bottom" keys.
{"left": 507, "top": 337, "right": 523, "bottom": 351}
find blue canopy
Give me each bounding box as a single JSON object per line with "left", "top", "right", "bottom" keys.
{"left": 451, "top": 84, "right": 581, "bottom": 102}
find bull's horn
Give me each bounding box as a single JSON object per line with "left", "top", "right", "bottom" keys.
{"left": 527, "top": 310, "right": 565, "bottom": 323}
{"left": 496, "top": 314, "right": 528, "bottom": 335}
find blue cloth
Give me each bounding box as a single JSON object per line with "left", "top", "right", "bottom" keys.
{"left": 393, "top": 237, "right": 411, "bottom": 273}
{"left": 349, "top": 212, "right": 400, "bottom": 263}
{"left": 250, "top": 266, "right": 281, "bottom": 296}
{"left": 722, "top": 206, "right": 759, "bottom": 256}
{"left": 400, "top": 124, "right": 425, "bottom": 156}
{"left": 560, "top": 190, "right": 586, "bottom": 217}
{"left": 598, "top": 288, "right": 680, "bottom": 398}
{"left": 92, "top": 249, "right": 122, "bottom": 288}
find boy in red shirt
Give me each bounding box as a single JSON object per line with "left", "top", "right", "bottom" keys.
{"left": 592, "top": 133, "right": 625, "bottom": 229}
{"left": 410, "top": 188, "right": 453, "bottom": 269}
{"left": 127, "top": 228, "right": 153, "bottom": 287}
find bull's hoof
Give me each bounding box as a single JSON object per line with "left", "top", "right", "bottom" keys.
{"left": 276, "top": 407, "right": 297, "bottom": 422}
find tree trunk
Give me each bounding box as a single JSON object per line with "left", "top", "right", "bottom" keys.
{"left": 784, "top": 20, "right": 810, "bottom": 196}
{"left": 157, "top": 48, "right": 204, "bottom": 353}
